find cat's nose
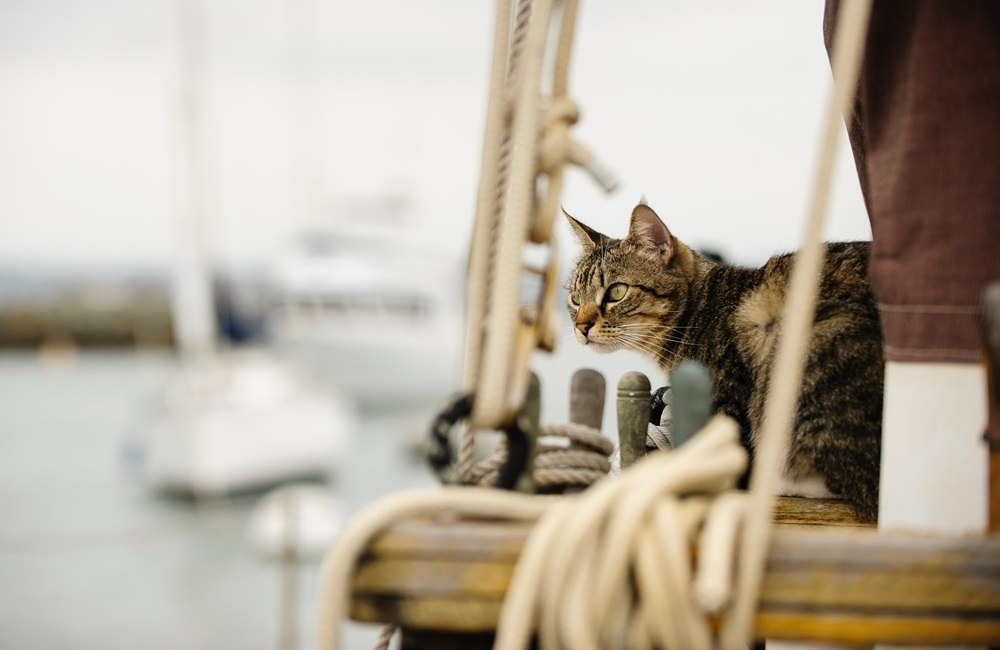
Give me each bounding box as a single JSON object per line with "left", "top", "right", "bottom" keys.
{"left": 576, "top": 321, "right": 593, "bottom": 338}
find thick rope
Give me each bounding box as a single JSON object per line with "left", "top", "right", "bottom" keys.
{"left": 376, "top": 419, "right": 613, "bottom": 649}
{"left": 459, "top": 0, "right": 540, "bottom": 479}
{"left": 720, "top": 0, "right": 872, "bottom": 645}
{"left": 466, "top": 422, "right": 614, "bottom": 490}
{"left": 493, "top": 416, "right": 746, "bottom": 650}
{"left": 473, "top": 0, "right": 554, "bottom": 427}
{"left": 459, "top": 0, "right": 516, "bottom": 477}
{"left": 316, "top": 489, "right": 554, "bottom": 650}
{"left": 316, "top": 418, "right": 749, "bottom": 650}
{"left": 466, "top": 0, "right": 599, "bottom": 432}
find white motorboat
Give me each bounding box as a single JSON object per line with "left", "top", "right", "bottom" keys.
{"left": 268, "top": 224, "right": 463, "bottom": 407}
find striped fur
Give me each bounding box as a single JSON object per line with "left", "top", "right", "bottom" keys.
{"left": 566, "top": 204, "right": 883, "bottom": 521}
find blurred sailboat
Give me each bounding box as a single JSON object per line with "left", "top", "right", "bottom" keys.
{"left": 141, "top": 351, "right": 356, "bottom": 494}
{"left": 137, "top": 0, "right": 355, "bottom": 495}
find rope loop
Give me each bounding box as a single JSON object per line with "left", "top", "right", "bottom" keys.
{"left": 539, "top": 97, "right": 580, "bottom": 174}
{"left": 462, "top": 421, "right": 614, "bottom": 493}
{"left": 493, "top": 416, "right": 750, "bottom": 650}
{"left": 427, "top": 392, "right": 534, "bottom": 490}
{"left": 542, "top": 421, "right": 614, "bottom": 455}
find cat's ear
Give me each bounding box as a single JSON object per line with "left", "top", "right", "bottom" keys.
{"left": 563, "top": 208, "right": 609, "bottom": 250}
{"left": 627, "top": 204, "right": 674, "bottom": 262}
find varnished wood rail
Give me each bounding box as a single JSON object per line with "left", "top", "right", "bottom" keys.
{"left": 347, "top": 497, "right": 1000, "bottom": 646}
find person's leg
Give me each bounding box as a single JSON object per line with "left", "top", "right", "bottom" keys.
{"left": 771, "top": 4, "right": 1000, "bottom": 650}
{"left": 824, "top": 0, "right": 1000, "bottom": 532}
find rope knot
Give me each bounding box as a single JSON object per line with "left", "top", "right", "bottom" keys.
{"left": 539, "top": 97, "right": 580, "bottom": 174}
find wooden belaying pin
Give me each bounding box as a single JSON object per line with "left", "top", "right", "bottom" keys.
{"left": 670, "top": 360, "right": 713, "bottom": 447}
{"left": 570, "top": 368, "right": 605, "bottom": 431}
{"left": 617, "top": 371, "right": 650, "bottom": 469}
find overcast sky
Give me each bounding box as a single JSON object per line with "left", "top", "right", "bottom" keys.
{"left": 0, "top": 0, "right": 869, "bottom": 275}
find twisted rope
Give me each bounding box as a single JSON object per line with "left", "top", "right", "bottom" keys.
{"left": 317, "top": 489, "right": 553, "bottom": 650}
{"left": 721, "top": 0, "right": 872, "bottom": 643}
{"left": 494, "top": 417, "right": 747, "bottom": 650}
{"left": 336, "top": 415, "right": 754, "bottom": 650}
{"left": 316, "top": 417, "right": 751, "bottom": 650}
{"left": 380, "top": 417, "right": 613, "bottom": 649}
{"left": 467, "top": 422, "right": 614, "bottom": 491}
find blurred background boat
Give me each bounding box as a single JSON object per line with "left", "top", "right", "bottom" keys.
{"left": 267, "top": 199, "right": 463, "bottom": 407}
{"left": 136, "top": 350, "right": 357, "bottom": 495}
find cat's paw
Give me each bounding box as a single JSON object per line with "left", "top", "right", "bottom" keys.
{"left": 778, "top": 475, "right": 836, "bottom": 499}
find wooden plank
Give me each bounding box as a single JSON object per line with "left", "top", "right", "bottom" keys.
{"left": 361, "top": 498, "right": 867, "bottom": 566}
{"left": 350, "top": 595, "right": 503, "bottom": 633}
{"left": 354, "top": 559, "right": 513, "bottom": 599}
{"left": 773, "top": 496, "right": 869, "bottom": 527}
{"left": 348, "top": 517, "right": 1000, "bottom": 644}
{"left": 756, "top": 612, "right": 1000, "bottom": 646}
{"left": 364, "top": 518, "right": 532, "bottom": 561}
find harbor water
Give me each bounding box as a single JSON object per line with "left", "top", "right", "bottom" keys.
{"left": 0, "top": 342, "right": 656, "bottom": 649}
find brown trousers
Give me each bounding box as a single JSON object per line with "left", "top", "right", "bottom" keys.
{"left": 824, "top": 0, "right": 1000, "bottom": 362}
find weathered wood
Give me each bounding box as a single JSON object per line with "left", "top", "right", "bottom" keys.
{"left": 616, "top": 371, "right": 650, "bottom": 469}
{"left": 773, "top": 495, "right": 869, "bottom": 528}
{"left": 512, "top": 373, "right": 540, "bottom": 494}
{"left": 352, "top": 595, "right": 503, "bottom": 633}
{"left": 365, "top": 518, "right": 532, "bottom": 561}
{"left": 569, "top": 368, "right": 605, "bottom": 430}
{"left": 348, "top": 516, "right": 1000, "bottom": 645}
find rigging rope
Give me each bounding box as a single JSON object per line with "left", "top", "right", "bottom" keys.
{"left": 721, "top": 1, "right": 873, "bottom": 643}
{"left": 461, "top": 0, "right": 615, "bottom": 444}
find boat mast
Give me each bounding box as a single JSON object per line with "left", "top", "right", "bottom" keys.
{"left": 170, "top": 0, "right": 216, "bottom": 360}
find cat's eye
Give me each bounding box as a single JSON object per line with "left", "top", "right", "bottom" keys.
{"left": 606, "top": 283, "right": 628, "bottom": 302}
{"left": 569, "top": 291, "right": 581, "bottom": 306}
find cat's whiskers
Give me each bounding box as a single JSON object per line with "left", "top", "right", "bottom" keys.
{"left": 611, "top": 335, "right": 665, "bottom": 361}
{"left": 609, "top": 331, "right": 703, "bottom": 370}
{"left": 610, "top": 324, "right": 704, "bottom": 352}
{"left": 610, "top": 330, "right": 682, "bottom": 362}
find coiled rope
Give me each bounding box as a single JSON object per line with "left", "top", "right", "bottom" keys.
{"left": 315, "top": 0, "right": 873, "bottom": 647}
{"left": 493, "top": 417, "right": 748, "bottom": 650}
{"left": 467, "top": 422, "right": 614, "bottom": 491}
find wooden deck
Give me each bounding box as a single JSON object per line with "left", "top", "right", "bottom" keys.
{"left": 348, "top": 497, "right": 1000, "bottom": 646}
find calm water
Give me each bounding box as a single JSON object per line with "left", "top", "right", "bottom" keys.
{"left": 0, "top": 344, "right": 658, "bottom": 649}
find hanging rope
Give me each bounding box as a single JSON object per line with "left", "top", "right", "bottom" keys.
{"left": 721, "top": 0, "right": 873, "bottom": 643}
{"left": 461, "top": 0, "right": 617, "bottom": 453}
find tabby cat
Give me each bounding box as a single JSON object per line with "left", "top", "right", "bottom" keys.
{"left": 565, "top": 204, "right": 883, "bottom": 521}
